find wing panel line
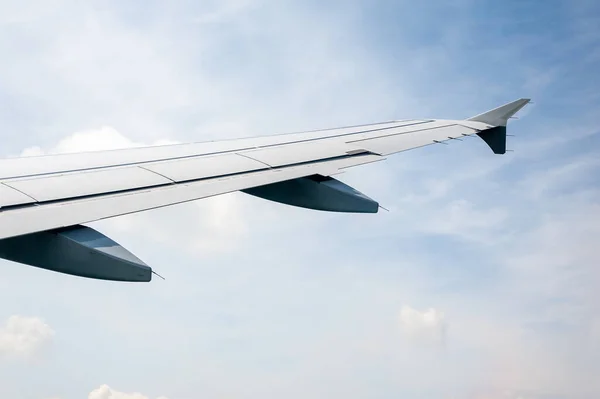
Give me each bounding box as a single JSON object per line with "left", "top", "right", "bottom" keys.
{"left": 235, "top": 152, "right": 274, "bottom": 168}
{"left": 0, "top": 182, "right": 39, "bottom": 202}
{"left": 137, "top": 166, "right": 177, "bottom": 184}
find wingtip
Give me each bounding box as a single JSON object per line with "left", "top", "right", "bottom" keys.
{"left": 468, "top": 98, "right": 531, "bottom": 155}
{"left": 467, "top": 98, "right": 531, "bottom": 127}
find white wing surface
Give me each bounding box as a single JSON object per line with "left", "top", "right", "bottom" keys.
{"left": 0, "top": 98, "right": 530, "bottom": 282}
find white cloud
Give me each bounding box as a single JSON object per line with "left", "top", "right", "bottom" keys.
{"left": 19, "top": 126, "right": 179, "bottom": 156}
{"left": 0, "top": 315, "right": 54, "bottom": 358}
{"left": 88, "top": 385, "right": 168, "bottom": 399}
{"left": 398, "top": 305, "right": 446, "bottom": 345}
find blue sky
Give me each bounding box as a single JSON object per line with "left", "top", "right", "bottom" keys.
{"left": 0, "top": 1, "right": 599, "bottom": 398}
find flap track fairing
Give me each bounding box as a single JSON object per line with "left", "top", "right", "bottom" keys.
{"left": 242, "top": 175, "right": 379, "bottom": 213}
{"left": 0, "top": 225, "right": 152, "bottom": 282}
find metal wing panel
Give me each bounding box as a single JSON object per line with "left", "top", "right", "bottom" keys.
{"left": 0, "top": 157, "right": 379, "bottom": 239}
{"left": 3, "top": 166, "right": 172, "bottom": 202}
{"left": 0, "top": 120, "right": 420, "bottom": 180}
{"left": 0, "top": 143, "right": 375, "bottom": 206}
{"left": 0, "top": 120, "right": 484, "bottom": 225}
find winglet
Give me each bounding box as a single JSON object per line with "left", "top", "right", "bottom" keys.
{"left": 467, "top": 98, "right": 531, "bottom": 127}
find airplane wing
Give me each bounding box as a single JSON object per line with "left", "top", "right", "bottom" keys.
{"left": 0, "top": 98, "right": 530, "bottom": 282}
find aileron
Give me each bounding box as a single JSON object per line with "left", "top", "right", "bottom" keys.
{"left": 352, "top": 123, "right": 478, "bottom": 155}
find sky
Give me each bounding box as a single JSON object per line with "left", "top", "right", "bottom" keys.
{"left": 0, "top": 0, "right": 599, "bottom": 398}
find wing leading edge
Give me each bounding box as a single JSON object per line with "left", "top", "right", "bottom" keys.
{"left": 0, "top": 98, "right": 530, "bottom": 281}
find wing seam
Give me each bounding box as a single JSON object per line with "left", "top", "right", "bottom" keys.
{"left": 1, "top": 182, "right": 39, "bottom": 202}
{"left": 136, "top": 165, "right": 177, "bottom": 184}
{"left": 235, "top": 153, "right": 274, "bottom": 168}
